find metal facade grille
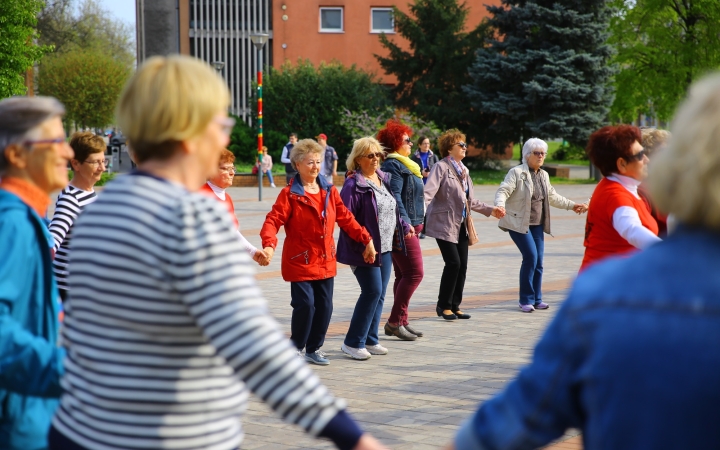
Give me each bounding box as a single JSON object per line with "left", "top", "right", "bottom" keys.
{"left": 189, "top": 0, "right": 272, "bottom": 121}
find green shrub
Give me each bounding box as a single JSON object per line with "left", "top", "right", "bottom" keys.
{"left": 551, "top": 142, "right": 588, "bottom": 161}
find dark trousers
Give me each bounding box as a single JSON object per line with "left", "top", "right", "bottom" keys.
{"left": 344, "top": 252, "right": 392, "bottom": 348}
{"left": 389, "top": 225, "right": 424, "bottom": 326}
{"left": 285, "top": 170, "right": 297, "bottom": 185}
{"left": 49, "top": 426, "right": 89, "bottom": 449}
{"left": 509, "top": 225, "right": 545, "bottom": 306}
{"left": 59, "top": 288, "right": 68, "bottom": 303}
{"left": 436, "top": 223, "right": 469, "bottom": 311}
{"left": 290, "top": 278, "right": 334, "bottom": 353}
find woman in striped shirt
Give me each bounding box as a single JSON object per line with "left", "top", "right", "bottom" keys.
{"left": 49, "top": 55, "right": 387, "bottom": 450}
{"left": 48, "top": 131, "right": 106, "bottom": 302}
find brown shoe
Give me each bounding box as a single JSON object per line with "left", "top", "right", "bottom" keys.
{"left": 403, "top": 323, "right": 424, "bottom": 337}
{"left": 384, "top": 322, "right": 417, "bottom": 341}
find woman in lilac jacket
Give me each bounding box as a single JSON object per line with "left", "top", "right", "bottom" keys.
{"left": 337, "top": 137, "right": 411, "bottom": 361}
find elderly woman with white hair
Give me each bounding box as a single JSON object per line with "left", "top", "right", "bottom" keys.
{"left": 495, "top": 138, "right": 588, "bottom": 313}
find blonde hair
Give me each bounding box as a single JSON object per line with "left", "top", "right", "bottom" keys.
{"left": 290, "top": 139, "right": 322, "bottom": 170}
{"left": 438, "top": 129, "right": 466, "bottom": 157}
{"left": 346, "top": 137, "right": 383, "bottom": 171}
{"left": 116, "top": 55, "right": 230, "bottom": 163}
{"left": 648, "top": 73, "right": 720, "bottom": 230}
{"left": 641, "top": 128, "right": 671, "bottom": 157}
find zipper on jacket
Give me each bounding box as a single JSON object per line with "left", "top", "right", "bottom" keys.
{"left": 290, "top": 250, "right": 310, "bottom": 265}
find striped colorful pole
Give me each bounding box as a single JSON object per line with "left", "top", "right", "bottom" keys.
{"left": 257, "top": 66, "right": 263, "bottom": 201}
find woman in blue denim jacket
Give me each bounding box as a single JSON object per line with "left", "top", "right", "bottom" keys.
{"left": 337, "top": 137, "right": 411, "bottom": 361}
{"left": 449, "top": 73, "right": 720, "bottom": 450}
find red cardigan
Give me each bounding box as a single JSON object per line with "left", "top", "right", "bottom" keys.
{"left": 261, "top": 179, "right": 371, "bottom": 282}
{"left": 200, "top": 183, "right": 239, "bottom": 229}
{"left": 581, "top": 178, "right": 658, "bottom": 271}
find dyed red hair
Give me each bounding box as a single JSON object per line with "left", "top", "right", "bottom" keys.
{"left": 376, "top": 119, "right": 412, "bottom": 153}
{"left": 586, "top": 125, "right": 642, "bottom": 176}
{"left": 218, "top": 148, "right": 236, "bottom": 166}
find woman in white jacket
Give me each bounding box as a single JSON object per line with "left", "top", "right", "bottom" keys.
{"left": 495, "top": 138, "right": 588, "bottom": 313}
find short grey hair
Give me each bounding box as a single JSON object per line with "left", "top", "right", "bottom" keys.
{"left": 289, "top": 138, "right": 323, "bottom": 170}
{"left": 0, "top": 96, "right": 65, "bottom": 173}
{"left": 522, "top": 138, "right": 548, "bottom": 164}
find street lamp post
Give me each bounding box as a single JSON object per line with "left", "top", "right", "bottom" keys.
{"left": 250, "top": 33, "right": 269, "bottom": 202}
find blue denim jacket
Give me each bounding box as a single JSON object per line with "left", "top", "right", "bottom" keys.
{"left": 380, "top": 158, "right": 425, "bottom": 226}
{"left": 455, "top": 226, "right": 720, "bottom": 450}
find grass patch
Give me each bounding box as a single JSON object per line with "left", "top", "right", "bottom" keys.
{"left": 235, "top": 163, "right": 285, "bottom": 174}
{"left": 512, "top": 142, "right": 589, "bottom": 166}
{"left": 68, "top": 171, "right": 116, "bottom": 186}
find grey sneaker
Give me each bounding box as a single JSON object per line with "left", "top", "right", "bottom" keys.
{"left": 341, "top": 343, "right": 371, "bottom": 360}
{"left": 534, "top": 302, "right": 549, "bottom": 310}
{"left": 366, "top": 344, "right": 388, "bottom": 355}
{"left": 519, "top": 304, "right": 535, "bottom": 313}
{"left": 305, "top": 351, "right": 330, "bottom": 366}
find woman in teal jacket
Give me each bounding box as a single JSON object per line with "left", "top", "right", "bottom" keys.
{"left": 0, "top": 97, "right": 70, "bottom": 450}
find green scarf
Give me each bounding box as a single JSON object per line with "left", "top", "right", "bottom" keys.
{"left": 386, "top": 152, "right": 422, "bottom": 179}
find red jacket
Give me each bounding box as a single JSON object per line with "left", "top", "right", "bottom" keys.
{"left": 261, "top": 176, "right": 371, "bottom": 282}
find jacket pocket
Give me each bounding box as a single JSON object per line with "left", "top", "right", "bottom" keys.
{"left": 290, "top": 250, "right": 310, "bottom": 265}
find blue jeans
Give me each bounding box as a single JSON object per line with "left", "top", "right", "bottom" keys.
{"left": 290, "top": 278, "right": 334, "bottom": 353}
{"left": 509, "top": 225, "right": 544, "bottom": 306}
{"left": 344, "top": 252, "right": 392, "bottom": 348}
{"left": 263, "top": 170, "right": 274, "bottom": 185}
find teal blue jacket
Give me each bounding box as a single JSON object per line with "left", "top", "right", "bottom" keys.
{"left": 0, "top": 190, "right": 64, "bottom": 450}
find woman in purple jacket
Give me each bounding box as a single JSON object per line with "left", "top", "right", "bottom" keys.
{"left": 337, "top": 137, "right": 411, "bottom": 361}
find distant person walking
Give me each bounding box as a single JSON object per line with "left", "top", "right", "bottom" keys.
{"left": 494, "top": 138, "right": 587, "bottom": 313}
{"left": 338, "top": 137, "right": 411, "bottom": 360}
{"left": 411, "top": 135, "right": 438, "bottom": 185}
{"left": 424, "top": 129, "right": 504, "bottom": 321}
{"left": 580, "top": 125, "right": 661, "bottom": 271}
{"left": 378, "top": 120, "right": 425, "bottom": 340}
{"left": 49, "top": 55, "right": 387, "bottom": 450}
{"left": 281, "top": 132, "right": 298, "bottom": 184}
{"left": 49, "top": 131, "right": 106, "bottom": 302}
{"left": 318, "top": 133, "right": 338, "bottom": 185}
{"left": 0, "top": 96, "right": 70, "bottom": 450}
{"left": 261, "top": 139, "right": 375, "bottom": 366}
{"left": 258, "top": 145, "right": 276, "bottom": 187}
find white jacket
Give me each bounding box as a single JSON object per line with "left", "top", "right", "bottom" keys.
{"left": 494, "top": 164, "right": 575, "bottom": 235}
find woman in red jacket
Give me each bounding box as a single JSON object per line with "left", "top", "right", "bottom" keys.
{"left": 261, "top": 139, "right": 376, "bottom": 366}
{"left": 581, "top": 125, "right": 661, "bottom": 271}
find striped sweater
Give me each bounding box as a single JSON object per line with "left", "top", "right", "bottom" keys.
{"left": 48, "top": 185, "right": 97, "bottom": 290}
{"left": 52, "top": 171, "right": 361, "bottom": 450}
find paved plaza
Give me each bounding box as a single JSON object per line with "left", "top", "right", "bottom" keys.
{"left": 228, "top": 183, "right": 595, "bottom": 449}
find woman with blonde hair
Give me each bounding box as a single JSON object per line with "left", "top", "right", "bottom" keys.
{"left": 337, "top": 137, "right": 411, "bottom": 360}
{"left": 49, "top": 55, "right": 386, "bottom": 450}
{"left": 638, "top": 127, "right": 671, "bottom": 236}
{"left": 425, "top": 129, "right": 504, "bottom": 320}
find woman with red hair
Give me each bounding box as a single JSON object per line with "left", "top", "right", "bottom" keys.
{"left": 581, "top": 125, "right": 661, "bottom": 271}
{"left": 378, "top": 119, "right": 424, "bottom": 340}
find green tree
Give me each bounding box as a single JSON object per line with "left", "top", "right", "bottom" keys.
{"left": 375, "top": 0, "right": 490, "bottom": 136}
{"left": 37, "top": 0, "right": 135, "bottom": 67}
{"left": 38, "top": 48, "right": 130, "bottom": 128}
{"left": 254, "top": 60, "right": 391, "bottom": 164}
{"left": 0, "top": 0, "right": 49, "bottom": 98}
{"left": 464, "top": 0, "right": 616, "bottom": 152}
{"left": 609, "top": 0, "right": 720, "bottom": 123}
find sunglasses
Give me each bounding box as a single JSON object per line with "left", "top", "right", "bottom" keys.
{"left": 455, "top": 142, "right": 467, "bottom": 149}
{"left": 626, "top": 149, "right": 648, "bottom": 162}
{"left": 403, "top": 138, "right": 412, "bottom": 144}
{"left": 364, "top": 152, "right": 382, "bottom": 160}
{"left": 532, "top": 151, "right": 547, "bottom": 157}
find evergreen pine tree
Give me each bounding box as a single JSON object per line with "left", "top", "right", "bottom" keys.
{"left": 464, "top": 0, "right": 616, "bottom": 151}
{"left": 375, "top": 0, "right": 490, "bottom": 135}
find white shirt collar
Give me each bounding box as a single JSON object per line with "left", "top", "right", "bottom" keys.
{"left": 606, "top": 173, "right": 642, "bottom": 198}
{"left": 206, "top": 181, "right": 226, "bottom": 201}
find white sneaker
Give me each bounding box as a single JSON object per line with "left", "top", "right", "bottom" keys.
{"left": 341, "top": 343, "right": 371, "bottom": 360}
{"left": 366, "top": 344, "right": 388, "bottom": 355}
{"left": 296, "top": 349, "right": 304, "bottom": 358}
{"left": 270, "top": 183, "right": 276, "bottom": 187}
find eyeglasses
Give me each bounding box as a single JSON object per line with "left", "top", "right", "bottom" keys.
{"left": 214, "top": 117, "right": 236, "bottom": 136}
{"left": 532, "top": 151, "right": 547, "bottom": 157}
{"left": 23, "top": 138, "right": 66, "bottom": 147}
{"left": 403, "top": 138, "right": 412, "bottom": 144}
{"left": 83, "top": 159, "right": 109, "bottom": 168}
{"left": 363, "top": 152, "right": 382, "bottom": 160}
{"left": 626, "top": 149, "right": 648, "bottom": 162}
{"left": 219, "top": 165, "right": 236, "bottom": 174}
{"left": 455, "top": 142, "right": 467, "bottom": 149}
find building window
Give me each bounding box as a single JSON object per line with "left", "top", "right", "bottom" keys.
{"left": 320, "top": 7, "right": 343, "bottom": 33}
{"left": 371, "top": 8, "right": 394, "bottom": 33}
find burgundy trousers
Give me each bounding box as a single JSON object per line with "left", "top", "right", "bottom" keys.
{"left": 388, "top": 225, "right": 424, "bottom": 326}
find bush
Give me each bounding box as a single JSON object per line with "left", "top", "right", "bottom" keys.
{"left": 551, "top": 143, "right": 588, "bottom": 161}
{"left": 252, "top": 60, "right": 391, "bottom": 165}
{"left": 339, "top": 106, "right": 442, "bottom": 150}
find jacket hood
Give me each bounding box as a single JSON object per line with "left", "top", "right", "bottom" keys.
{"left": 345, "top": 169, "right": 390, "bottom": 191}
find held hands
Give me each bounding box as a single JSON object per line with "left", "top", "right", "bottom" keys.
{"left": 573, "top": 203, "right": 589, "bottom": 214}
{"left": 252, "top": 249, "right": 271, "bottom": 266}
{"left": 362, "top": 240, "right": 377, "bottom": 264}
{"left": 491, "top": 206, "right": 506, "bottom": 219}
{"left": 405, "top": 224, "right": 416, "bottom": 239}
{"left": 261, "top": 246, "right": 275, "bottom": 264}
